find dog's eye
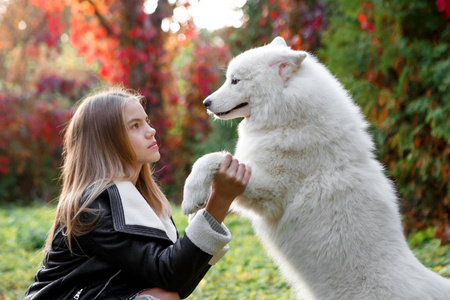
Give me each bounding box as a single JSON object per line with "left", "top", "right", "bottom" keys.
{"left": 231, "top": 78, "right": 240, "bottom": 85}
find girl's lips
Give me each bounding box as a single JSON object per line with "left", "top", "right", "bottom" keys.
{"left": 148, "top": 142, "right": 158, "bottom": 149}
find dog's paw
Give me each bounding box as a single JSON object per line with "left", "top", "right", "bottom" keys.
{"left": 182, "top": 178, "right": 210, "bottom": 215}
{"left": 182, "top": 152, "right": 228, "bottom": 215}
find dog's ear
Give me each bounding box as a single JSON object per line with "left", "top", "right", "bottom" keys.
{"left": 270, "top": 36, "right": 287, "bottom": 47}
{"left": 271, "top": 51, "right": 307, "bottom": 81}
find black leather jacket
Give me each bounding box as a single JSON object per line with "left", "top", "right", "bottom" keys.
{"left": 24, "top": 182, "right": 231, "bottom": 300}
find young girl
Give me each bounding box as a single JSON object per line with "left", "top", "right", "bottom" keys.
{"left": 24, "top": 87, "right": 251, "bottom": 300}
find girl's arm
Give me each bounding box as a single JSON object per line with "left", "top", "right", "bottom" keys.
{"left": 205, "top": 153, "right": 251, "bottom": 223}
{"left": 79, "top": 203, "right": 216, "bottom": 298}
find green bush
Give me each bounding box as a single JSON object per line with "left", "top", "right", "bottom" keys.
{"left": 188, "top": 119, "right": 240, "bottom": 163}
{"left": 319, "top": 0, "right": 450, "bottom": 236}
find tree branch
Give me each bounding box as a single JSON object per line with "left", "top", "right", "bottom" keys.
{"left": 84, "top": 0, "right": 113, "bottom": 36}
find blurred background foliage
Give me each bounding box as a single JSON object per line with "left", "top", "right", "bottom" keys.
{"left": 0, "top": 0, "right": 448, "bottom": 242}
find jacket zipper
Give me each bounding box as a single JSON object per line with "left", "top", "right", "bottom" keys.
{"left": 93, "top": 270, "right": 122, "bottom": 299}
{"left": 73, "top": 288, "right": 83, "bottom": 300}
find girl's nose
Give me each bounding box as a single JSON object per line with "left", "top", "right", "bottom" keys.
{"left": 145, "top": 125, "right": 156, "bottom": 138}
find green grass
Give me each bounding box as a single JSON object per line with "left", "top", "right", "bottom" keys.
{"left": 1, "top": 203, "right": 449, "bottom": 299}
{"left": 0, "top": 203, "right": 55, "bottom": 300}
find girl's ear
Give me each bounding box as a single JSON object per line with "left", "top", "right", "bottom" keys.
{"left": 270, "top": 51, "right": 307, "bottom": 81}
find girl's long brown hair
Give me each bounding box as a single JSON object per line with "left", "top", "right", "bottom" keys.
{"left": 45, "top": 87, "right": 171, "bottom": 252}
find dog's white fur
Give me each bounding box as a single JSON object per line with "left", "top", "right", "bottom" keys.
{"left": 182, "top": 37, "right": 450, "bottom": 299}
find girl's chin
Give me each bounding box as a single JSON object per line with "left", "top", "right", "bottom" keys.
{"left": 138, "top": 157, "right": 160, "bottom": 165}
{"left": 149, "top": 153, "right": 161, "bottom": 163}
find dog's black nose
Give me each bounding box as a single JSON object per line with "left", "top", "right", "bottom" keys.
{"left": 203, "top": 98, "right": 211, "bottom": 108}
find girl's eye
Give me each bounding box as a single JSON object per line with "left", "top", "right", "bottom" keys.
{"left": 231, "top": 78, "right": 240, "bottom": 85}
{"left": 131, "top": 123, "right": 139, "bottom": 129}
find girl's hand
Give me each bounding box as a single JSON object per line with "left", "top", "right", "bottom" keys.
{"left": 205, "top": 153, "right": 251, "bottom": 223}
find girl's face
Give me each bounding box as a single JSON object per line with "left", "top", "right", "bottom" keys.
{"left": 124, "top": 101, "right": 160, "bottom": 167}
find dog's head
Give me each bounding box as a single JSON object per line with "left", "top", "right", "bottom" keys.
{"left": 203, "top": 37, "right": 307, "bottom": 121}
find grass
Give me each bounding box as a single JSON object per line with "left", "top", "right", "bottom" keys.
{"left": 0, "top": 203, "right": 449, "bottom": 299}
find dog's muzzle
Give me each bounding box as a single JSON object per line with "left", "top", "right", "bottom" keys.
{"left": 203, "top": 98, "right": 249, "bottom": 116}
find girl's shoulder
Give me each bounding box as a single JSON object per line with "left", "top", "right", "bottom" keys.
{"left": 87, "top": 181, "right": 177, "bottom": 242}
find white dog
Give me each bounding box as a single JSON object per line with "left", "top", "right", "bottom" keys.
{"left": 182, "top": 37, "right": 450, "bottom": 300}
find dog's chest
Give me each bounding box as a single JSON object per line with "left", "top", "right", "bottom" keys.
{"left": 235, "top": 128, "right": 302, "bottom": 173}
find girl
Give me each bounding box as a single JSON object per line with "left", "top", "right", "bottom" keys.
{"left": 24, "top": 87, "right": 251, "bottom": 300}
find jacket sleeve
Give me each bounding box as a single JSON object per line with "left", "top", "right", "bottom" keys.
{"left": 78, "top": 196, "right": 231, "bottom": 298}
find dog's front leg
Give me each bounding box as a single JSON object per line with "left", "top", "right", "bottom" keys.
{"left": 182, "top": 151, "right": 228, "bottom": 215}
{"left": 233, "top": 164, "right": 287, "bottom": 220}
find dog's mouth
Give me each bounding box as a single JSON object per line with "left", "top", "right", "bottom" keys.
{"left": 214, "top": 102, "right": 249, "bottom": 116}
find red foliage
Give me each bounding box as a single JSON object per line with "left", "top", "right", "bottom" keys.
{"left": 0, "top": 156, "right": 9, "bottom": 175}
{"left": 437, "top": 0, "right": 450, "bottom": 18}
{"left": 51, "top": 0, "right": 182, "bottom": 187}
{"left": 29, "top": 0, "right": 66, "bottom": 47}
{"left": 29, "top": 0, "right": 64, "bottom": 13}
{"left": 0, "top": 89, "right": 71, "bottom": 201}
{"left": 0, "top": 0, "right": 326, "bottom": 202}
{"left": 358, "top": 2, "right": 375, "bottom": 32}
{"left": 242, "top": 0, "right": 327, "bottom": 51}
{"left": 0, "top": 69, "right": 95, "bottom": 202}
